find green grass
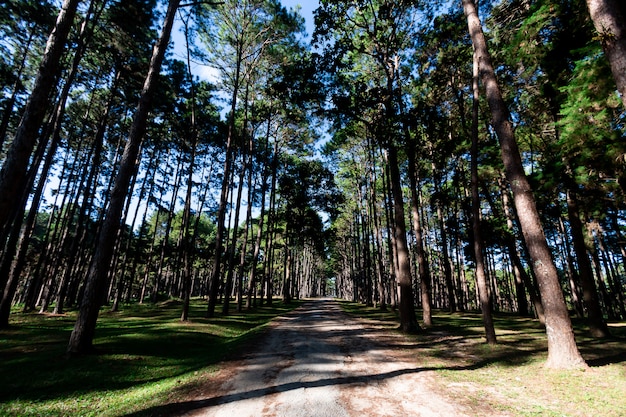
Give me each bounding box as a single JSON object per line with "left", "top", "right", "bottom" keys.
{"left": 339, "top": 301, "right": 626, "bottom": 417}
{"left": 0, "top": 297, "right": 303, "bottom": 417}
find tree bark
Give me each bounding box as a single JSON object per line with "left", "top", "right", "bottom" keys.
{"left": 463, "top": 0, "right": 586, "bottom": 368}
{"left": 387, "top": 144, "right": 420, "bottom": 333}
{"left": 246, "top": 136, "right": 272, "bottom": 309}
{"left": 0, "top": 0, "right": 80, "bottom": 235}
{"left": 407, "top": 142, "right": 431, "bottom": 326}
{"left": 585, "top": 0, "right": 626, "bottom": 109}
{"left": 471, "top": 47, "right": 496, "bottom": 344}
{"left": 566, "top": 189, "right": 610, "bottom": 337}
{"left": 496, "top": 175, "right": 545, "bottom": 322}
{"left": 67, "top": 0, "right": 181, "bottom": 356}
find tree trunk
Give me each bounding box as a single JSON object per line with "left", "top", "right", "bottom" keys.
{"left": 407, "top": 142, "right": 431, "bottom": 326}
{"left": 463, "top": 0, "right": 586, "bottom": 368}
{"left": 180, "top": 12, "right": 198, "bottom": 321}
{"left": 387, "top": 144, "right": 420, "bottom": 333}
{"left": 282, "top": 245, "right": 292, "bottom": 304}
{"left": 207, "top": 35, "right": 246, "bottom": 317}
{"left": 566, "top": 189, "right": 610, "bottom": 337}
{"left": 434, "top": 184, "right": 456, "bottom": 312}
{"left": 585, "top": 0, "right": 626, "bottom": 109}
{"left": 223, "top": 152, "right": 246, "bottom": 315}
{"left": 66, "top": 0, "right": 180, "bottom": 356}
{"left": 0, "top": 0, "right": 80, "bottom": 235}
{"left": 246, "top": 139, "right": 271, "bottom": 309}
{"left": 471, "top": 48, "right": 496, "bottom": 344}
{"left": 496, "top": 175, "right": 545, "bottom": 322}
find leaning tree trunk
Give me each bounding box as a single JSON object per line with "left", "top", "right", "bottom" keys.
{"left": 67, "top": 0, "right": 180, "bottom": 356}
{"left": 497, "top": 174, "right": 545, "bottom": 322}
{"left": 0, "top": 0, "right": 80, "bottom": 235}
{"left": 463, "top": 0, "right": 586, "bottom": 369}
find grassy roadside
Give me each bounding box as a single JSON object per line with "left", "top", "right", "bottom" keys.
{"left": 339, "top": 301, "right": 626, "bottom": 417}
{"left": 0, "top": 298, "right": 303, "bottom": 417}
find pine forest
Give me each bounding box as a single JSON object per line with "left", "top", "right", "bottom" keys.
{"left": 1, "top": 0, "right": 626, "bottom": 414}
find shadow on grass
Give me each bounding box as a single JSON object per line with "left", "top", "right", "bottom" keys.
{"left": 123, "top": 299, "right": 562, "bottom": 417}
{"left": 0, "top": 298, "right": 303, "bottom": 405}
{"left": 338, "top": 300, "right": 626, "bottom": 369}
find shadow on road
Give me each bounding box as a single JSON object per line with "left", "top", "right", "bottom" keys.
{"left": 123, "top": 366, "right": 428, "bottom": 416}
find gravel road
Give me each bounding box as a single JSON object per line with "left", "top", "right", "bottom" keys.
{"left": 181, "top": 299, "right": 470, "bottom": 417}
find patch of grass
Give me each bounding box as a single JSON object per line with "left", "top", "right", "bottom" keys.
{"left": 339, "top": 301, "right": 626, "bottom": 417}
{"left": 0, "top": 297, "right": 303, "bottom": 417}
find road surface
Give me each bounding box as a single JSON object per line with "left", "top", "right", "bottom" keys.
{"left": 178, "top": 299, "right": 472, "bottom": 417}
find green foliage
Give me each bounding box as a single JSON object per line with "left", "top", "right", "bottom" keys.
{"left": 558, "top": 47, "right": 625, "bottom": 185}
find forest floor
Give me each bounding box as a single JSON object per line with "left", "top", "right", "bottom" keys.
{"left": 4, "top": 298, "right": 624, "bottom": 416}
{"left": 147, "top": 299, "right": 517, "bottom": 416}
{"left": 144, "top": 298, "right": 626, "bottom": 417}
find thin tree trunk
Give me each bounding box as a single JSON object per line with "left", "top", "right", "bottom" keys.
{"left": 407, "top": 143, "right": 431, "bottom": 326}
{"left": 434, "top": 183, "right": 455, "bottom": 312}
{"left": 180, "top": 11, "right": 198, "bottom": 321}
{"left": 566, "top": 188, "right": 610, "bottom": 337}
{"left": 246, "top": 170, "right": 268, "bottom": 309}
{"left": 387, "top": 143, "right": 420, "bottom": 333}
{"left": 223, "top": 152, "right": 246, "bottom": 315}
{"left": 0, "top": 28, "right": 35, "bottom": 148}
{"left": 471, "top": 48, "right": 496, "bottom": 344}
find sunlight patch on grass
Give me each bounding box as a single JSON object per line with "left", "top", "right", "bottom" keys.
{"left": 0, "top": 298, "right": 302, "bottom": 417}
{"left": 339, "top": 301, "right": 626, "bottom": 417}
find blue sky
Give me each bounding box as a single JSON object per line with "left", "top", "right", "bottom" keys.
{"left": 281, "top": 0, "right": 319, "bottom": 39}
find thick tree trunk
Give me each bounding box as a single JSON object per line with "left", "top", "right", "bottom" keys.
{"left": 67, "top": 0, "right": 180, "bottom": 356}
{"left": 463, "top": 0, "right": 586, "bottom": 368}
{"left": 585, "top": 0, "right": 626, "bottom": 109}
{"left": 0, "top": 0, "right": 80, "bottom": 235}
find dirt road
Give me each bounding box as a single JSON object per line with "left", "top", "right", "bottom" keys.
{"left": 179, "top": 299, "right": 472, "bottom": 417}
